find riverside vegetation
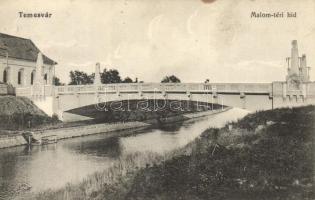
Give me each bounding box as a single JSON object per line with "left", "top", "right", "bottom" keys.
{"left": 0, "top": 96, "right": 59, "bottom": 132}
{"left": 34, "top": 105, "right": 314, "bottom": 200}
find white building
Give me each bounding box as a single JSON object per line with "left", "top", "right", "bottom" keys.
{"left": 0, "top": 33, "right": 57, "bottom": 88}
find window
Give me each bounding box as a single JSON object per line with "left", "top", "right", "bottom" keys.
{"left": 3, "top": 70, "right": 7, "bottom": 83}
{"left": 18, "top": 69, "right": 24, "bottom": 85}
{"left": 44, "top": 73, "right": 48, "bottom": 84}
{"left": 31, "top": 71, "right": 35, "bottom": 85}
{"left": 18, "top": 71, "right": 22, "bottom": 85}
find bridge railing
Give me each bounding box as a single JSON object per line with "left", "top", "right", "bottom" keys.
{"left": 0, "top": 84, "right": 8, "bottom": 95}
{"left": 16, "top": 87, "right": 32, "bottom": 97}
{"left": 15, "top": 85, "right": 55, "bottom": 98}
{"left": 55, "top": 82, "right": 272, "bottom": 95}
{"left": 208, "top": 83, "right": 272, "bottom": 93}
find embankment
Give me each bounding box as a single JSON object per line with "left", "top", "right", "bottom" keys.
{"left": 121, "top": 105, "right": 315, "bottom": 200}
{"left": 0, "top": 95, "right": 58, "bottom": 131}
{"left": 0, "top": 135, "right": 26, "bottom": 149}
{"left": 0, "top": 95, "right": 59, "bottom": 149}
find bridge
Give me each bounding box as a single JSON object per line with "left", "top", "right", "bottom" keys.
{"left": 15, "top": 40, "right": 315, "bottom": 121}
{"left": 15, "top": 81, "right": 315, "bottom": 121}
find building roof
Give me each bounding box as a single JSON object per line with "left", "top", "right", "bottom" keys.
{"left": 0, "top": 33, "right": 57, "bottom": 65}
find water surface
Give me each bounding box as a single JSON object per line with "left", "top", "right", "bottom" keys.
{"left": 0, "top": 108, "right": 249, "bottom": 199}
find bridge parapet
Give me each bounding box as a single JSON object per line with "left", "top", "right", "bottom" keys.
{"left": 55, "top": 83, "right": 272, "bottom": 95}
{"left": 16, "top": 85, "right": 54, "bottom": 99}
{"left": 13, "top": 81, "right": 312, "bottom": 120}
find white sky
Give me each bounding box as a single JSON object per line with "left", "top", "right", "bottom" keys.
{"left": 0, "top": 0, "right": 314, "bottom": 84}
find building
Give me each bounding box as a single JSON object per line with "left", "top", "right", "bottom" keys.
{"left": 0, "top": 33, "right": 57, "bottom": 88}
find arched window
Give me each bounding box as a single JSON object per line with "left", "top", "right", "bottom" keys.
{"left": 31, "top": 70, "right": 35, "bottom": 85}
{"left": 18, "top": 69, "right": 24, "bottom": 85}
{"left": 44, "top": 73, "right": 48, "bottom": 84}
{"left": 3, "top": 70, "right": 7, "bottom": 83}
{"left": 3, "top": 67, "right": 10, "bottom": 83}
{"left": 18, "top": 71, "right": 22, "bottom": 85}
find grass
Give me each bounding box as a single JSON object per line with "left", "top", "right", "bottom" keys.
{"left": 0, "top": 96, "right": 59, "bottom": 132}
{"left": 122, "top": 105, "right": 315, "bottom": 200}
{"left": 34, "top": 150, "right": 183, "bottom": 200}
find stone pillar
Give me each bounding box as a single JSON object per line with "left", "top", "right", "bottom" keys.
{"left": 282, "top": 83, "right": 287, "bottom": 99}
{"left": 289, "top": 40, "right": 299, "bottom": 76}
{"left": 94, "top": 62, "right": 101, "bottom": 85}
{"left": 302, "top": 83, "right": 307, "bottom": 99}
{"left": 300, "top": 54, "right": 309, "bottom": 82}
{"left": 34, "top": 52, "right": 44, "bottom": 85}
{"left": 32, "top": 52, "right": 45, "bottom": 99}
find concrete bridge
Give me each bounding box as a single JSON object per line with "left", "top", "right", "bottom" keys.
{"left": 15, "top": 81, "right": 315, "bottom": 121}
{"left": 15, "top": 40, "right": 315, "bottom": 121}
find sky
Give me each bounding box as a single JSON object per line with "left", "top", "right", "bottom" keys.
{"left": 0, "top": 0, "right": 314, "bottom": 84}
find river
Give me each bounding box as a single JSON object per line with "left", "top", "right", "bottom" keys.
{"left": 0, "top": 108, "right": 249, "bottom": 200}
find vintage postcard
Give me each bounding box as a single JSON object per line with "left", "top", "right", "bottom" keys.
{"left": 0, "top": 0, "right": 314, "bottom": 199}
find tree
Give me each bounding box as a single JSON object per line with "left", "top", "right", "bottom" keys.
{"left": 69, "top": 70, "right": 94, "bottom": 85}
{"left": 101, "top": 69, "right": 122, "bottom": 84}
{"left": 161, "top": 75, "right": 181, "bottom": 83}
{"left": 123, "top": 77, "right": 133, "bottom": 83}
{"left": 53, "top": 76, "right": 65, "bottom": 86}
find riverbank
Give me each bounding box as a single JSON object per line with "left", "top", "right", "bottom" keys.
{"left": 122, "top": 105, "right": 315, "bottom": 200}
{"left": 0, "top": 108, "right": 230, "bottom": 149}
{"left": 0, "top": 96, "right": 59, "bottom": 132}
{"left": 35, "top": 105, "right": 314, "bottom": 200}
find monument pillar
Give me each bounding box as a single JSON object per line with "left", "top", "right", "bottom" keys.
{"left": 94, "top": 62, "right": 102, "bottom": 105}
{"left": 31, "top": 52, "right": 45, "bottom": 100}
{"left": 289, "top": 40, "right": 299, "bottom": 77}
{"left": 94, "top": 62, "right": 101, "bottom": 85}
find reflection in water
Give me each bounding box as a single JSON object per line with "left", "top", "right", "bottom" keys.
{"left": 155, "top": 122, "right": 184, "bottom": 132}
{"left": 121, "top": 108, "right": 249, "bottom": 154}
{"left": 0, "top": 108, "right": 249, "bottom": 200}
{"left": 65, "top": 136, "right": 122, "bottom": 157}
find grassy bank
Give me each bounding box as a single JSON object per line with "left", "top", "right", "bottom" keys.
{"left": 33, "top": 151, "right": 176, "bottom": 200}
{"left": 33, "top": 105, "right": 315, "bottom": 200}
{"left": 122, "top": 105, "right": 315, "bottom": 200}
{"left": 0, "top": 96, "right": 59, "bottom": 133}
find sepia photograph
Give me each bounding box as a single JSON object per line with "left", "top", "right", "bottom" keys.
{"left": 0, "top": 0, "right": 314, "bottom": 199}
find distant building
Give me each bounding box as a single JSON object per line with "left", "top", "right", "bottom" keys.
{"left": 0, "top": 33, "right": 57, "bottom": 88}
